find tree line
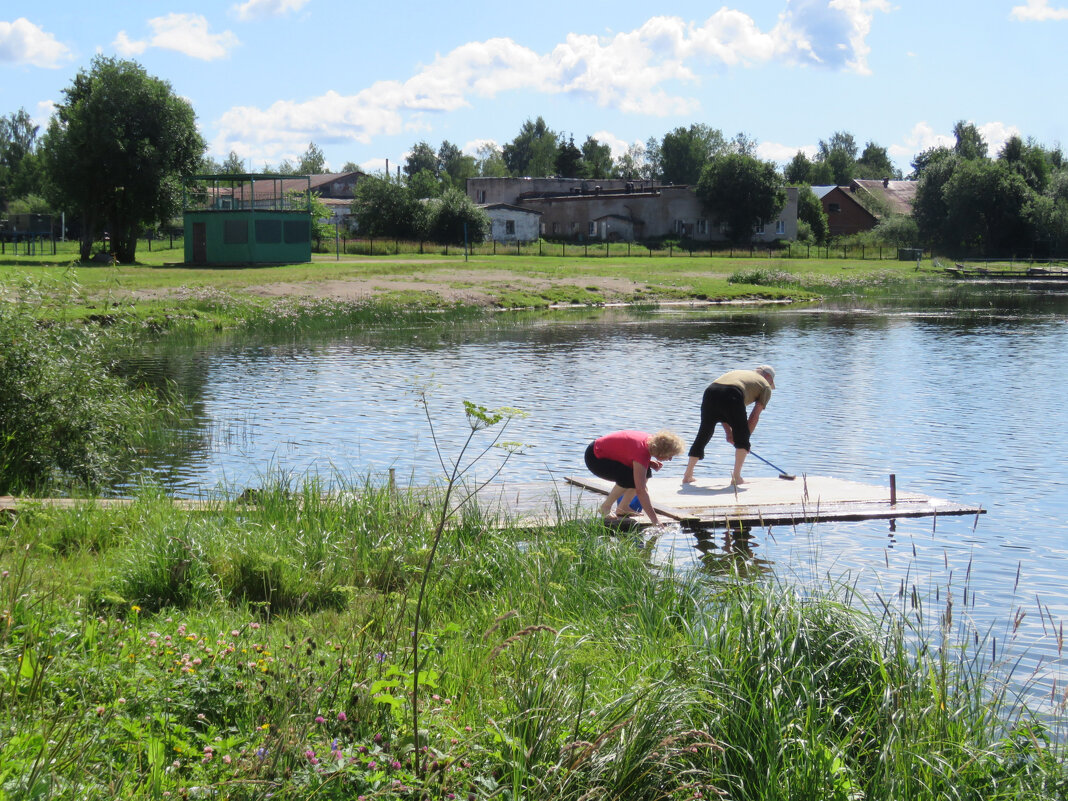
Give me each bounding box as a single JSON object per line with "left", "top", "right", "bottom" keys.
{"left": 3, "top": 56, "right": 1066, "bottom": 262}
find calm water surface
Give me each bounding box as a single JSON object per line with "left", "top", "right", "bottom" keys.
{"left": 126, "top": 293, "right": 1068, "bottom": 713}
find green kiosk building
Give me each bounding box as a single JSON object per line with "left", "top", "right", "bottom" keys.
{"left": 183, "top": 174, "right": 312, "bottom": 265}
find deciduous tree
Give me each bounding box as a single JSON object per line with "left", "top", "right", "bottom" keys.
{"left": 953, "top": 120, "right": 987, "bottom": 160}
{"left": 659, "top": 124, "right": 726, "bottom": 185}
{"left": 555, "top": 135, "right": 583, "bottom": 178}
{"left": 784, "top": 151, "right": 813, "bottom": 185}
{"left": 0, "top": 108, "right": 43, "bottom": 204}
{"left": 580, "top": 136, "right": 613, "bottom": 179}
{"left": 697, "top": 153, "right": 785, "bottom": 244}
{"left": 502, "top": 117, "right": 558, "bottom": 177}
{"left": 351, "top": 176, "right": 426, "bottom": 239}
{"left": 297, "top": 142, "right": 327, "bottom": 174}
{"left": 41, "top": 56, "right": 204, "bottom": 262}
{"left": 426, "top": 188, "right": 490, "bottom": 245}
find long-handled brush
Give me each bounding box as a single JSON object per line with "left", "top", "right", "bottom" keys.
{"left": 750, "top": 451, "right": 796, "bottom": 480}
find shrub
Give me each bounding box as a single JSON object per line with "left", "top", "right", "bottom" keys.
{"left": 0, "top": 298, "right": 174, "bottom": 492}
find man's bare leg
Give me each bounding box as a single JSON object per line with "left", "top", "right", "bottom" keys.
{"left": 731, "top": 448, "right": 748, "bottom": 485}
{"left": 682, "top": 456, "right": 699, "bottom": 484}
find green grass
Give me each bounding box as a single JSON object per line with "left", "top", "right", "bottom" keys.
{"left": 2, "top": 479, "right": 1065, "bottom": 800}
{"left": 2, "top": 240, "right": 954, "bottom": 331}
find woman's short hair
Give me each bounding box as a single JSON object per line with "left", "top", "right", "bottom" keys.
{"left": 648, "top": 430, "right": 684, "bottom": 459}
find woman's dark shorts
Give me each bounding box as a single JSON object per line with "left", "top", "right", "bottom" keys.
{"left": 585, "top": 441, "right": 637, "bottom": 488}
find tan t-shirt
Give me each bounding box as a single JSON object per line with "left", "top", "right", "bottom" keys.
{"left": 713, "top": 370, "right": 772, "bottom": 408}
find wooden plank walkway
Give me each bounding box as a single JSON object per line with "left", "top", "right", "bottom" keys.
{"left": 2, "top": 473, "right": 984, "bottom": 532}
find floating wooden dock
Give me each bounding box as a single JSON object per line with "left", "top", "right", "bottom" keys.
{"left": 561, "top": 474, "right": 984, "bottom": 530}
{"left": 2, "top": 473, "right": 984, "bottom": 532}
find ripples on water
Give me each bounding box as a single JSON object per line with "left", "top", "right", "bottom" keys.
{"left": 123, "top": 292, "right": 1068, "bottom": 716}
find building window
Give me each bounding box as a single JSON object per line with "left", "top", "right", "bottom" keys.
{"left": 775, "top": 219, "right": 786, "bottom": 235}
{"left": 505, "top": 219, "right": 515, "bottom": 235}
{"left": 476, "top": 190, "right": 486, "bottom": 203}
{"left": 696, "top": 219, "right": 708, "bottom": 235}
{"left": 719, "top": 221, "right": 729, "bottom": 234}
{"left": 284, "top": 219, "right": 310, "bottom": 243}
{"left": 755, "top": 220, "right": 765, "bottom": 235}
{"left": 224, "top": 220, "right": 248, "bottom": 245}
{"left": 588, "top": 221, "right": 596, "bottom": 236}
{"left": 829, "top": 203, "right": 841, "bottom": 213}
{"left": 552, "top": 222, "right": 559, "bottom": 234}
{"left": 255, "top": 219, "right": 282, "bottom": 243}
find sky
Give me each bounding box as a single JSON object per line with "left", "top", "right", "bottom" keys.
{"left": 2, "top": 0, "right": 1067, "bottom": 178}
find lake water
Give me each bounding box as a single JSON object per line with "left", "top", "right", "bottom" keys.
{"left": 125, "top": 288, "right": 1068, "bottom": 715}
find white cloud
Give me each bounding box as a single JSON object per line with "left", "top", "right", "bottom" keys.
{"left": 1010, "top": 0, "right": 1068, "bottom": 21}
{"left": 978, "top": 121, "right": 1022, "bottom": 155}
{"left": 232, "top": 0, "right": 310, "bottom": 21}
{"left": 0, "top": 17, "right": 71, "bottom": 68}
{"left": 757, "top": 141, "right": 817, "bottom": 163}
{"left": 590, "top": 130, "right": 631, "bottom": 159}
{"left": 774, "top": 0, "right": 891, "bottom": 74}
{"left": 214, "top": 6, "right": 889, "bottom": 159}
{"left": 113, "top": 14, "right": 239, "bottom": 61}
{"left": 113, "top": 30, "right": 147, "bottom": 56}
{"left": 887, "top": 120, "right": 1022, "bottom": 166}
{"left": 462, "top": 138, "right": 500, "bottom": 156}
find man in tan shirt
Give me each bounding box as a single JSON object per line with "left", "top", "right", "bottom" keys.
{"left": 681, "top": 365, "right": 775, "bottom": 486}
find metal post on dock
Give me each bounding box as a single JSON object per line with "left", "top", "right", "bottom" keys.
{"left": 889, "top": 474, "right": 897, "bottom": 505}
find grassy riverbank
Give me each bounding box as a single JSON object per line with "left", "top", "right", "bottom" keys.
{"left": 4, "top": 478, "right": 1065, "bottom": 800}
{"left": 0, "top": 242, "right": 953, "bottom": 335}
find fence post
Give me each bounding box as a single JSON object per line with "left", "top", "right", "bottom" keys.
{"left": 516, "top": 239, "right": 520, "bottom": 256}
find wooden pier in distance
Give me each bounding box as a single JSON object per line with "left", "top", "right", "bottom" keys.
{"left": 2, "top": 473, "right": 984, "bottom": 532}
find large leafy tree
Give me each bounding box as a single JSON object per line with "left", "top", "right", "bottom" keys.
{"left": 502, "top": 117, "right": 558, "bottom": 177}
{"left": 659, "top": 124, "right": 726, "bottom": 185}
{"left": 580, "top": 136, "right": 613, "bottom": 179}
{"left": 784, "top": 151, "right": 813, "bottom": 185}
{"left": 426, "top": 188, "right": 490, "bottom": 245}
{"left": 437, "top": 140, "right": 476, "bottom": 189}
{"left": 953, "top": 120, "right": 987, "bottom": 161}
{"left": 0, "top": 108, "right": 43, "bottom": 205}
{"left": 912, "top": 147, "right": 957, "bottom": 249}
{"left": 297, "top": 142, "right": 327, "bottom": 174}
{"left": 810, "top": 131, "right": 858, "bottom": 185}
{"left": 855, "top": 142, "right": 900, "bottom": 180}
{"left": 794, "top": 185, "right": 829, "bottom": 243}
{"left": 555, "top": 135, "right": 583, "bottom": 178}
{"left": 41, "top": 56, "right": 204, "bottom": 262}
{"left": 404, "top": 141, "right": 438, "bottom": 179}
{"left": 614, "top": 142, "right": 648, "bottom": 180}
{"left": 474, "top": 142, "right": 509, "bottom": 177}
{"left": 351, "top": 176, "right": 426, "bottom": 239}
{"left": 942, "top": 160, "right": 1031, "bottom": 255}
{"left": 697, "top": 153, "right": 785, "bottom": 244}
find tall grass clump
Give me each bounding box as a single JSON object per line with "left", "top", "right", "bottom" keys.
{"left": 0, "top": 296, "right": 186, "bottom": 494}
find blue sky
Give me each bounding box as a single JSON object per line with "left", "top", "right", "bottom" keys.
{"left": 2, "top": 0, "right": 1067, "bottom": 177}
